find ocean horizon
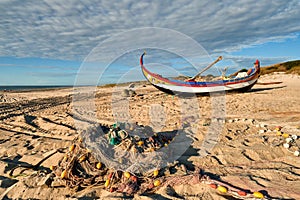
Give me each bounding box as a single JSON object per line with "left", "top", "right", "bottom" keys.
{"left": 0, "top": 83, "right": 129, "bottom": 91}
{"left": 0, "top": 85, "right": 74, "bottom": 91}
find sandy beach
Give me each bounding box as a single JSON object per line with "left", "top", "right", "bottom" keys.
{"left": 0, "top": 73, "right": 300, "bottom": 199}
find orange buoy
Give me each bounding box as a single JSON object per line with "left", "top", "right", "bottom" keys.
{"left": 131, "top": 176, "right": 138, "bottom": 182}
{"left": 209, "top": 183, "right": 217, "bottom": 189}
{"left": 237, "top": 190, "right": 247, "bottom": 196}
{"left": 108, "top": 172, "right": 113, "bottom": 179}
{"left": 148, "top": 183, "right": 154, "bottom": 189}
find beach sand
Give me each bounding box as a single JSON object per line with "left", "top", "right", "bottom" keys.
{"left": 0, "top": 73, "right": 300, "bottom": 199}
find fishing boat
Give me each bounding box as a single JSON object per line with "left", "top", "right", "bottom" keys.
{"left": 139, "top": 52, "right": 260, "bottom": 95}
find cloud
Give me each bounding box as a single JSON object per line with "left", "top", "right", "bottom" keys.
{"left": 0, "top": 0, "right": 300, "bottom": 63}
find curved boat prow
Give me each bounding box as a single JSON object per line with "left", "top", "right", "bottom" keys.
{"left": 140, "top": 51, "right": 146, "bottom": 67}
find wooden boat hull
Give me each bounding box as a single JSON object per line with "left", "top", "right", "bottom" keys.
{"left": 140, "top": 53, "right": 260, "bottom": 94}
{"left": 149, "top": 79, "right": 257, "bottom": 96}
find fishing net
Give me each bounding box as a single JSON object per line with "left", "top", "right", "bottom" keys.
{"left": 52, "top": 122, "right": 196, "bottom": 195}
{"left": 81, "top": 122, "right": 192, "bottom": 175}
{"left": 51, "top": 122, "right": 272, "bottom": 199}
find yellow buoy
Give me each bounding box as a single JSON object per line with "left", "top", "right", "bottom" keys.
{"left": 63, "top": 155, "right": 68, "bottom": 162}
{"left": 137, "top": 141, "right": 144, "bottom": 146}
{"left": 124, "top": 171, "right": 131, "bottom": 178}
{"left": 217, "top": 185, "right": 228, "bottom": 193}
{"left": 79, "top": 155, "right": 86, "bottom": 162}
{"left": 50, "top": 165, "right": 56, "bottom": 171}
{"left": 96, "top": 162, "right": 102, "bottom": 169}
{"left": 153, "top": 179, "right": 161, "bottom": 187}
{"left": 253, "top": 191, "right": 264, "bottom": 198}
{"left": 282, "top": 133, "right": 289, "bottom": 138}
{"left": 105, "top": 179, "right": 110, "bottom": 187}
{"left": 153, "top": 169, "right": 159, "bottom": 177}
{"left": 69, "top": 144, "right": 75, "bottom": 152}
{"left": 276, "top": 131, "right": 282, "bottom": 136}
{"left": 61, "top": 169, "right": 67, "bottom": 179}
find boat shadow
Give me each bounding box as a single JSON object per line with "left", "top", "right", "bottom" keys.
{"left": 191, "top": 85, "right": 286, "bottom": 97}
{"left": 247, "top": 85, "right": 286, "bottom": 93}
{"left": 155, "top": 83, "right": 286, "bottom": 98}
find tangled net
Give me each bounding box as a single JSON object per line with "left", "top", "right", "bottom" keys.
{"left": 80, "top": 122, "right": 192, "bottom": 174}
{"left": 52, "top": 122, "right": 196, "bottom": 195}
{"left": 52, "top": 138, "right": 200, "bottom": 195}
{"left": 52, "top": 123, "right": 272, "bottom": 199}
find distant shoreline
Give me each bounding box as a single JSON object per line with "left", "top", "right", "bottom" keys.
{"left": 0, "top": 85, "right": 73, "bottom": 92}
{"left": 0, "top": 81, "right": 150, "bottom": 92}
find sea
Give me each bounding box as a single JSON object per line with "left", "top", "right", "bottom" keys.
{"left": 0, "top": 85, "right": 73, "bottom": 92}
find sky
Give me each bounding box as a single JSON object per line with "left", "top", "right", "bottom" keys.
{"left": 0, "top": 0, "right": 300, "bottom": 86}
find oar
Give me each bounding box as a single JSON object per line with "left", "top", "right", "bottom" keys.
{"left": 186, "top": 56, "right": 223, "bottom": 81}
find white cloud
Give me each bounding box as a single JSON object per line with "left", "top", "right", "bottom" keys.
{"left": 0, "top": 0, "right": 299, "bottom": 62}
